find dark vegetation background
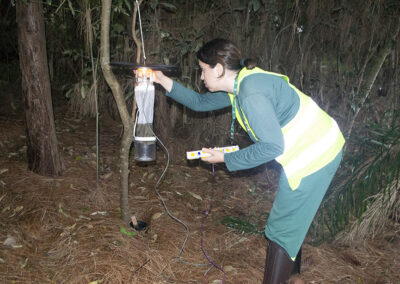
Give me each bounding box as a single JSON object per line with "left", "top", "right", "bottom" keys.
{"left": 0, "top": 0, "right": 400, "bottom": 283}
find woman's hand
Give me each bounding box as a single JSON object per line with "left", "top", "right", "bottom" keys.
{"left": 201, "top": 148, "right": 225, "bottom": 164}
{"left": 153, "top": 71, "right": 173, "bottom": 92}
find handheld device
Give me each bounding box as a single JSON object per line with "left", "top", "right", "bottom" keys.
{"left": 186, "top": 145, "right": 240, "bottom": 160}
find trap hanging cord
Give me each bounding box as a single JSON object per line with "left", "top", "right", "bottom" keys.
{"left": 136, "top": 83, "right": 211, "bottom": 268}
{"left": 131, "top": 0, "right": 211, "bottom": 258}
{"left": 152, "top": 134, "right": 190, "bottom": 257}
{"left": 136, "top": 82, "right": 190, "bottom": 257}
{"left": 135, "top": 0, "right": 147, "bottom": 64}
{"left": 133, "top": 1, "right": 211, "bottom": 269}
{"left": 201, "top": 164, "right": 226, "bottom": 283}
{"left": 152, "top": 130, "right": 209, "bottom": 266}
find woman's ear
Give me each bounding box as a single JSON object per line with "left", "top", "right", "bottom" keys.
{"left": 215, "top": 63, "right": 225, "bottom": 78}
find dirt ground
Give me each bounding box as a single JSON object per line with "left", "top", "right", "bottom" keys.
{"left": 0, "top": 96, "right": 399, "bottom": 284}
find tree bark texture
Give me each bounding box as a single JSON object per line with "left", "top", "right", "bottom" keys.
{"left": 100, "top": 0, "right": 133, "bottom": 223}
{"left": 16, "top": 0, "right": 62, "bottom": 176}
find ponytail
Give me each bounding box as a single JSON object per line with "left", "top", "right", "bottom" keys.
{"left": 240, "top": 58, "right": 257, "bottom": 70}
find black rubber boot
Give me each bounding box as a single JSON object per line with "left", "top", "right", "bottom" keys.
{"left": 262, "top": 241, "right": 300, "bottom": 284}
{"left": 292, "top": 247, "right": 301, "bottom": 275}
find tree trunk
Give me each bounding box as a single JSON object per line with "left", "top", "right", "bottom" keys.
{"left": 100, "top": 0, "right": 133, "bottom": 223}
{"left": 16, "top": 0, "right": 62, "bottom": 176}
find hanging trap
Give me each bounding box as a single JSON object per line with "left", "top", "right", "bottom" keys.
{"left": 134, "top": 67, "right": 156, "bottom": 162}
{"left": 110, "top": 62, "right": 178, "bottom": 162}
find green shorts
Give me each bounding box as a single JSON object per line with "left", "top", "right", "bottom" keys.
{"left": 265, "top": 150, "right": 343, "bottom": 259}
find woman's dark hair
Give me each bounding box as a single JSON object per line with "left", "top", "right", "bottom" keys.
{"left": 196, "top": 38, "right": 256, "bottom": 77}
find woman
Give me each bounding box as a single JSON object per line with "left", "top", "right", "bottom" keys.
{"left": 154, "top": 38, "right": 345, "bottom": 284}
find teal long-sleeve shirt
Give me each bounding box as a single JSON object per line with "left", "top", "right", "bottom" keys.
{"left": 166, "top": 72, "right": 300, "bottom": 172}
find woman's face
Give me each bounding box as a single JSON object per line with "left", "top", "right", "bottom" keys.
{"left": 199, "top": 60, "right": 221, "bottom": 92}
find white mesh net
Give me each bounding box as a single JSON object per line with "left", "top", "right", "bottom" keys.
{"left": 135, "top": 82, "right": 155, "bottom": 125}
{"left": 134, "top": 81, "right": 156, "bottom": 161}
{"left": 134, "top": 82, "right": 155, "bottom": 141}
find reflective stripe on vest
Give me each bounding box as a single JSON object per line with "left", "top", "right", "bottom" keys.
{"left": 228, "top": 68, "right": 290, "bottom": 135}
{"left": 228, "top": 67, "right": 345, "bottom": 190}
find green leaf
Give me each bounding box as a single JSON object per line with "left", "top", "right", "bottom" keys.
{"left": 159, "top": 2, "right": 177, "bottom": 12}
{"left": 150, "top": 0, "right": 158, "bottom": 10}
{"left": 160, "top": 31, "right": 170, "bottom": 39}
{"left": 221, "top": 216, "right": 261, "bottom": 235}
{"left": 124, "top": 0, "right": 132, "bottom": 12}
{"left": 113, "top": 24, "right": 125, "bottom": 34}
{"left": 120, "top": 225, "right": 128, "bottom": 234}
{"left": 250, "top": 0, "right": 260, "bottom": 12}
{"left": 58, "top": 203, "right": 70, "bottom": 218}
{"left": 65, "top": 89, "right": 74, "bottom": 99}
{"left": 120, "top": 226, "right": 136, "bottom": 236}
{"left": 124, "top": 91, "right": 134, "bottom": 101}
{"left": 67, "top": 0, "right": 75, "bottom": 16}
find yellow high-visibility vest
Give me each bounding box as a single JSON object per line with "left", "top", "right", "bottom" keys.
{"left": 228, "top": 67, "right": 345, "bottom": 190}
